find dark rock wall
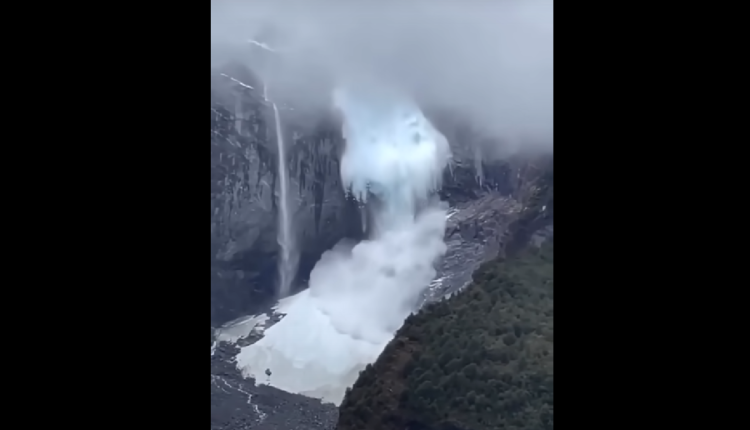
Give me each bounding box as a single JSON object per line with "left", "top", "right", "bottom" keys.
{"left": 210, "top": 64, "right": 361, "bottom": 326}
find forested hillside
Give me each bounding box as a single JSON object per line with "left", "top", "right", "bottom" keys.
{"left": 337, "top": 238, "right": 554, "bottom": 430}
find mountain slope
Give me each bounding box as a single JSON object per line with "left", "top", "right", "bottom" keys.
{"left": 337, "top": 237, "right": 553, "bottom": 430}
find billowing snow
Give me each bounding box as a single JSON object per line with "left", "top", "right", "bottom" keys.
{"left": 236, "top": 290, "right": 385, "bottom": 403}
{"left": 235, "top": 83, "right": 451, "bottom": 405}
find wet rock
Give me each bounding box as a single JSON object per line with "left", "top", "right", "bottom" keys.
{"left": 211, "top": 333, "right": 339, "bottom": 430}
{"left": 211, "top": 64, "right": 362, "bottom": 327}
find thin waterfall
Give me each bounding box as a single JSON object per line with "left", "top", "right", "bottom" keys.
{"left": 272, "top": 102, "right": 295, "bottom": 298}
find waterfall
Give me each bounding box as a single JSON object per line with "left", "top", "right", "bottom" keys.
{"left": 273, "top": 102, "right": 295, "bottom": 298}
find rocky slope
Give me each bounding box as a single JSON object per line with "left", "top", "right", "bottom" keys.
{"left": 212, "top": 340, "right": 339, "bottom": 430}
{"left": 210, "top": 62, "right": 552, "bottom": 429}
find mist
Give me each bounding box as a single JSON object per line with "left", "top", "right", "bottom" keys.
{"left": 211, "top": 0, "right": 553, "bottom": 151}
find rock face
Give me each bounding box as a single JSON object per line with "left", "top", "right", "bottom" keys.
{"left": 212, "top": 340, "right": 339, "bottom": 430}
{"left": 210, "top": 62, "right": 553, "bottom": 429}
{"left": 424, "top": 128, "right": 553, "bottom": 302}
{"left": 211, "top": 63, "right": 362, "bottom": 327}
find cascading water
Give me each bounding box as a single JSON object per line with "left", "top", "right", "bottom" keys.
{"left": 236, "top": 82, "right": 450, "bottom": 405}
{"left": 272, "top": 102, "right": 295, "bottom": 298}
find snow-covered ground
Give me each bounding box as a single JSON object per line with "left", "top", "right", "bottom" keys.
{"left": 233, "top": 291, "right": 385, "bottom": 404}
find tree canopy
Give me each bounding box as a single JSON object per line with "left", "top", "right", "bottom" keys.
{"left": 337, "top": 238, "right": 554, "bottom": 430}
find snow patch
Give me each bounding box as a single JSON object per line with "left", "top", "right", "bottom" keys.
{"left": 216, "top": 313, "right": 270, "bottom": 344}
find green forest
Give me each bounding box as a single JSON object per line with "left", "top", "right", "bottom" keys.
{"left": 337, "top": 238, "right": 554, "bottom": 430}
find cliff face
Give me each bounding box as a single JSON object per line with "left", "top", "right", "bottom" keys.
{"left": 424, "top": 148, "right": 553, "bottom": 303}
{"left": 210, "top": 64, "right": 362, "bottom": 327}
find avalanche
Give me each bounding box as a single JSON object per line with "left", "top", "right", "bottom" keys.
{"left": 235, "top": 83, "right": 451, "bottom": 405}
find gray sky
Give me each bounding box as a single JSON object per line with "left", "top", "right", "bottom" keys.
{"left": 211, "top": 0, "right": 553, "bottom": 152}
